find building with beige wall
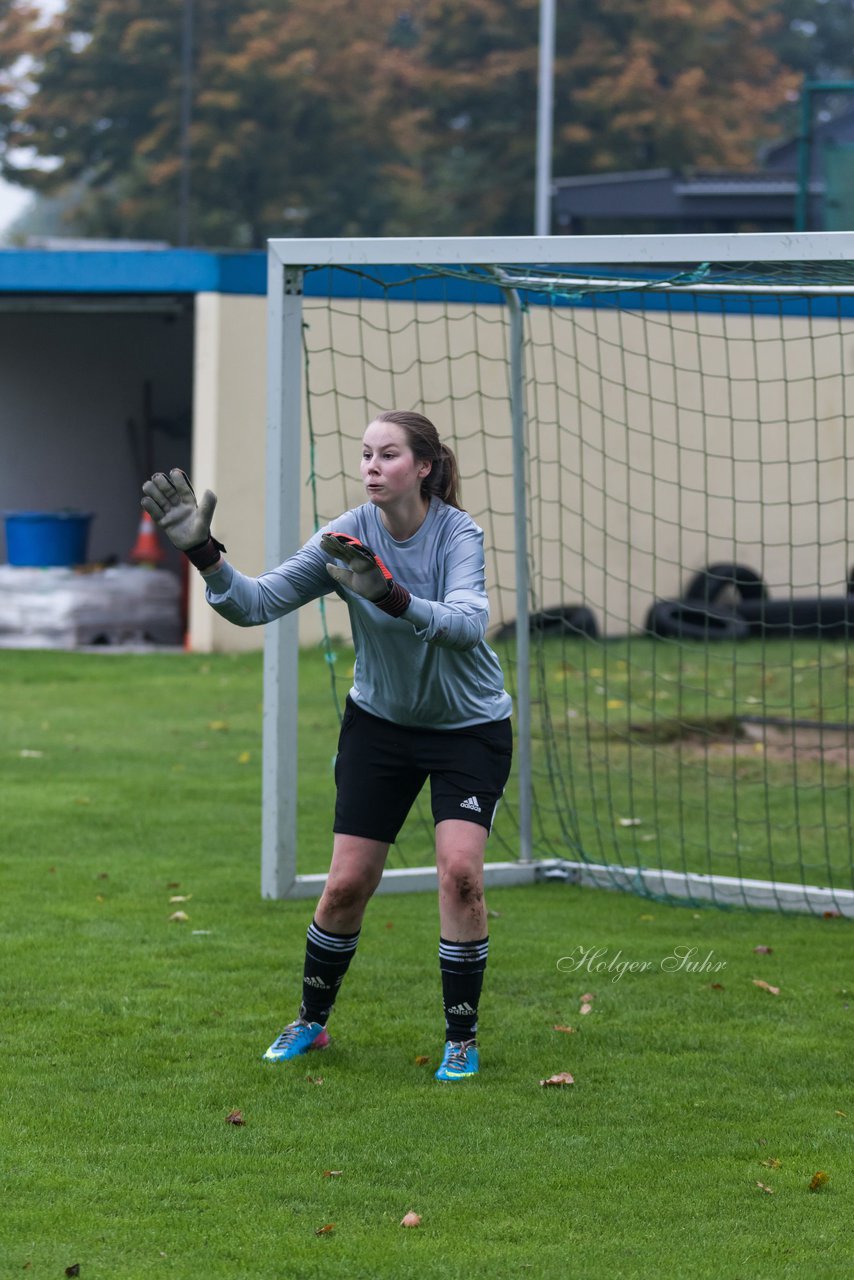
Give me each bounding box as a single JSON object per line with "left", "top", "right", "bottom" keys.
{"left": 190, "top": 272, "right": 854, "bottom": 651}
{"left": 2, "top": 247, "right": 851, "bottom": 654}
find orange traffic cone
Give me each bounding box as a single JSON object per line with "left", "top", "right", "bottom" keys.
{"left": 129, "top": 511, "right": 166, "bottom": 565}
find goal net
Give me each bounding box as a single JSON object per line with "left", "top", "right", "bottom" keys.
{"left": 265, "top": 234, "right": 854, "bottom": 917}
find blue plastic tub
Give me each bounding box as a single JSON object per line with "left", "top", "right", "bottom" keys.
{"left": 4, "top": 511, "right": 94, "bottom": 567}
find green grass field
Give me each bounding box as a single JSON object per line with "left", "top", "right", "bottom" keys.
{"left": 1, "top": 648, "right": 852, "bottom": 1278}
{"left": 549, "top": 637, "right": 854, "bottom": 892}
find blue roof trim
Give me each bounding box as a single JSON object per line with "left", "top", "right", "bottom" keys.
{"left": 0, "top": 248, "right": 267, "bottom": 295}
{"left": 1, "top": 250, "right": 854, "bottom": 318}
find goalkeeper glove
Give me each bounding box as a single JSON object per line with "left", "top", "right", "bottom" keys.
{"left": 320, "top": 532, "right": 411, "bottom": 617}
{"left": 140, "top": 469, "right": 226, "bottom": 571}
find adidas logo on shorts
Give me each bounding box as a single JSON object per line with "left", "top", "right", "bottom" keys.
{"left": 460, "top": 795, "right": 482, "bottom": 813}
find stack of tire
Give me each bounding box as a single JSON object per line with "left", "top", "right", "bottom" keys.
{"left": 494, "top": 604, "right": 600, "bottom": 642}
{"left": 645, "top": 563, "right": 854, "bottom": 640}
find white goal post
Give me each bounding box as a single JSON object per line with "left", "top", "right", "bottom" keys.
{"left": 263, "top": 232, "right": 854, "bottom": 914}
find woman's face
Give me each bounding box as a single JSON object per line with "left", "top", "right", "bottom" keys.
{"left": 361, "top": 420, "right": 430, "bottom": 505}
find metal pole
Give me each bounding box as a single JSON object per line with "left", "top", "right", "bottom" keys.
{"left": 262, "top": 258, "right": 304, "bottom": 898}
{"left": 505, "top": 288, "right": 533, "bottom": 863}
{"left": 535, "top": 0, "right": 556, "bottom": 236}
{"left": 178, "top": 0, "right": 194, "bottom": 246}
{"left": 796, "top": 79, "right": 812, "bottom": 232}
{"left": 795, "top": 80, "right": 854, "bottom": 232}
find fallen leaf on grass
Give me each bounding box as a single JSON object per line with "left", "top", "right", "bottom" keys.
{"left": 760, "top": 1158, "right": 782, "bottom": 1169}
{"left": 237, "top": 751, "right": 251, "bottom": 764}
{"left": 314, "top": 1224, "right": 335, "bottom": 1236}
{"left": 756, "top": 1181, "right": 774, "bottom": 1194}
{"left": 835, "top": 1110, "right": 847, "bottom": 1118}
{"left": 809, "top": 1171, "right": 829, "bottom": 1192}
{"left": 95, "top": 894, "right": 105, "bottom": 904}
{"left": 19, "top": 749, "right": 44, "bottom": 758}
{"left": 823, "top": 911, "right": 841, "bottom": 919}
{"left": 167, "top": 881, "right": 181, "bottom": 888}
{"left": 553, "top": 1025, "right": 576, "bottom": 1034}
{"left": 710, "top": 983, "right": 725, "bottom": 990}
{"left": 753, "top": 945, "right": 773, "bottom": 954}
{"left": 64, "top": 1267, "right": 80, "bottom": 1278}
{"left": 579, "top": 1003, "right": 593, "bottom": 1016}
{"left": 414, "top": 1055, "right": 430, "bottom": 1066}
{"left": 400, "top": 1213, "right": 422, "bottom": 1228}
{"left": 168, "top": 911, "right": 190, "bottom": 923}
{"left": 208, "top": 720, "right": 229, "bottom": 731}
{"left": 169, "top": 894, "right": 192, "bottom": 903}
{"left": 97, "top": 873, "right": 109, "bottom": 880}
{"left": 540, "top": 1072, "right": 575, "bottom": 1087}
{"left": 618, "top": 817, "right": 642, "bottom": 827}
{"left": 225, "top": 1109, "right": 245, "bottom": 1126}
{"left": 306, "top": 1075, "right": 324, "bottom": 1085}
{"left": 752, "top": 979, "right": 780, "bottom": 995}
{"left": 322, "top": 1170, "right": 343, "bottom": 1178}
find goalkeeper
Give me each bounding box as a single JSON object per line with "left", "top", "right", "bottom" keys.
{"left": 141, "top": 410, "right": 512, "bottom": 1083}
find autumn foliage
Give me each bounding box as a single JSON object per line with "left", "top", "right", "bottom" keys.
{"left": 0, "top": 0, "right": 801, "bottom": 245}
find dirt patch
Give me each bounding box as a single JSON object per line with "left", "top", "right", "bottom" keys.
{"left": 682, "top": 721, "right": 850, "bottom": 769}
{"left": 623, "top": 716, "right": 854, "bottom": 770}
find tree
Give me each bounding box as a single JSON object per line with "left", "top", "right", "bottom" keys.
{"left": 0, "top": 0, "right": 445, "bottom": 244}
{"left": 0, "top": 1, "right": 44, "bottom": 156}
{"left": 0, "top": 0, "right": 804, "bottom": 244}
{"left": 770, "top": 0, "right": 854, "bottom": 81}
{"left": 393, "top": 0, "right": 543, "bottom": 235}
{"left": 554, "top": 0, "right": 799, "bottom": 174}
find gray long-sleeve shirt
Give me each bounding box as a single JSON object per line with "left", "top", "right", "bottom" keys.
{"left": 203, "top": 497, "right": 512, "bottom": 729}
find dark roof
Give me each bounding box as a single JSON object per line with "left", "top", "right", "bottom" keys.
{"left": 553, "top": 169, "right": 802, "bottom": 222}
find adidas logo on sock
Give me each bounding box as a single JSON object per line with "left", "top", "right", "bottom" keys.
{"left": 446, "top": 1001, "right": 477, "bottom": 1016}
{"left": 460, "top": 795, "right": 482, "bottom": 813}
{"left": 303, "top": 975, "right": 329, "bottom": 989}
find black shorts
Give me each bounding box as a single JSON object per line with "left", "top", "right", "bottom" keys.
{"left": 333, "top": 697, "right": 513, "bottom": 844}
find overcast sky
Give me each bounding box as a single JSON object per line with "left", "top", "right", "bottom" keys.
{"left": 0, "top": 180, "right": 32, "bottom": 234}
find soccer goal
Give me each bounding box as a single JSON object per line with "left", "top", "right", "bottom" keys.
{"left": 264, "top": 232, "right": 854, "bottom": 917}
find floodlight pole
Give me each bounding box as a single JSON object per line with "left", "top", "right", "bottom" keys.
{"left": 535, "top": 0, "right": 556, "bottom": 236}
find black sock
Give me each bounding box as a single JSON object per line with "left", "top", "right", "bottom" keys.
{"left": 439, "top": 935, "right": 489, "bottom": 1042}
{"left": 299, "top": 918, "right": 360, "bottom": 1027}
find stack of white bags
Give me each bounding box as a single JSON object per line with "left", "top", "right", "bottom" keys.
{"left": 0, "top": 565, "right": 183, "bottom": 648}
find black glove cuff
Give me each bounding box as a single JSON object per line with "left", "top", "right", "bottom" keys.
{"left": 374, "top": 580, "right": 411, "bottom": 618}
{"left": 184, "top": 535, "right": 227, "bottom": 571}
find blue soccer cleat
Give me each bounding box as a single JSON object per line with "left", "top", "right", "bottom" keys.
{"left": 262, "top": 1018, "right": 330, "bottom": 1063}
{"left": 435, "top": 1038, "right": 479, "bottom": 1082}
